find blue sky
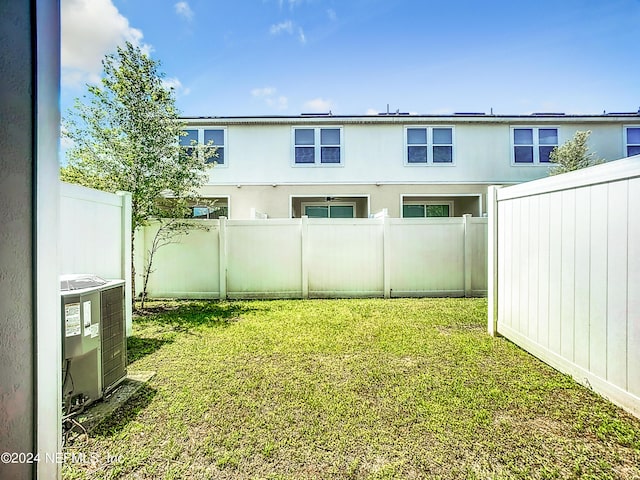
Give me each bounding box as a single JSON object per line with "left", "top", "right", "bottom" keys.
{"left": 61, "top": 0, "right": 639, "bottom": 117}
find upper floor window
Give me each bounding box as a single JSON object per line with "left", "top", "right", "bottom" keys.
{"left": 405, "top": 127, "right": 454, "bottom": 164}
{"left": 625, "top": 126, "right": 640, "bottom": 157}
{"left": 180, "top": 127, "right": 226, "bottom": 165}
{"left": 293, "top": 127, "right": 342, "bottom": 165}
{"left": 512, "top": 127, "right": 558, "bottom": 164}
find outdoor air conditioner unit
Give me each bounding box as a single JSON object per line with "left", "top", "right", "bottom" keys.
{"left": 61, "top": 274, "right": 127, "bottom": 414}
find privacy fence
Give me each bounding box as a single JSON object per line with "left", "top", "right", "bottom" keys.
{"left": 488, "top": 156, "right": 640, "bottom": 418}
{"left": 135, "top": 215, "right": 487, "bottom": 300}
{"left": 60, "top": 182, "right": 133, "bottom": 335}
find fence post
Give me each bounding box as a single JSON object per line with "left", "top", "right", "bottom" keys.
{"left": 463, "top": 214, "right": 472, "bottom": 297}
{"left": 487, "top": 186, "right": 501, "bottom": 336}
{"left": 219, "top": 216, "right": 227, "bottom": 299}
{"left": 301, "top": 216, "right": 309, "bottom": 299}
{"left": 383, "top": 215, "right": 391, "bottom": 298}
{"left": 117, "top": 191, "right": 133, "bottom": 336}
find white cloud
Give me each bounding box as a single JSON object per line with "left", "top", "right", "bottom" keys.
{"left": 267, "top": 96, "right": 289, "bottom": 110}
{"left": 270, "top": 20, "right": 293, "bottom": 35}
{"left": 174, "top": 1, "right": 194, "bottom": 21}
{"left": 251, "top": 87, "right": 288, "bottom": 110}
{"left": 303, "top": 98, "right": 333, "bottom": 112}
{"left": 251, "top": 87, "right": 277, "bottom": 97}
{"left": 61, "top": 0, "right": 150, "bottom": 87}
{"left": 278, "top": 0, "right": 304, "bottom": 9}
{"left": 162, "top": 77, "right": 191, "bottom": 96}
{"left": 327, "top": 8, "right": 337, "bottom": 21}
{"left": 270, "top": 20, "right": 306, "bottom": 44}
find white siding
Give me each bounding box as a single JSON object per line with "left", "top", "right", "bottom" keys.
{"left": 194, "top": 118, "right": 633, "bottom": 189}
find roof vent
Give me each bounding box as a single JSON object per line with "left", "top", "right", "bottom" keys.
{"left": 378, "top": 105, "right": 410, "bottom": 116}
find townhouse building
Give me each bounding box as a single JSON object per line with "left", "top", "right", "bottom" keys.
{"left": 180, "top": 111, "right": 640, "bottom": 219}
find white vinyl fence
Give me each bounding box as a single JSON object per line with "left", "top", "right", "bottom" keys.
{"left": 488, "top": 156, "right": 640, "bottom": 418}
{"left": 60, "top": 182, "right": 133, "bottom": 335}
{"left": 135, "top": 215, "right": 487, "bottom": 300}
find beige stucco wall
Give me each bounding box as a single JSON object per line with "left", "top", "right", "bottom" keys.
{"left": 199, "top": 183, "right": 490, "bottom": 219}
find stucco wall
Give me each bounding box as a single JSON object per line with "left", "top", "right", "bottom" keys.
{"left": 0, "top": 2, "right": 61, "bottom": 479}
{"left": 0, "top": 3, "right": 36, "bottom": 478}
{"left": 198, "top": 119, "right": 634, "bottom": 188}
{"left": 199, "top": 183, "right": 488, "bottom": 219}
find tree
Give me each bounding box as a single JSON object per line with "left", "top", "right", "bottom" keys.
{"left": 549, "top": 130, "right": 602, "bottom": 175}
{"left": 62, "top": 42, "right": 216, "bottom": 303}
{"left": 137, "top": 198, "right": 216, "bottom": 310}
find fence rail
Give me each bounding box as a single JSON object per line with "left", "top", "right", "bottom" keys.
{"left": 135, "top": 215, "right": 488, "bottom": 300}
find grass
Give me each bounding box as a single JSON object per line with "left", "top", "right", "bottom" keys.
{"left": 62, "top": 298, "right": 640, "bottom": 479}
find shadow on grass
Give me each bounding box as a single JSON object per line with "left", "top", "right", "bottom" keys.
{"left": 135, "top": 300, "right": 264, "bottom": 331}
{"left": 127, "top": 336, "right": 173, "bottom": 363}
{"left": 91, "top": 384, "right": 157, "bottom": 439}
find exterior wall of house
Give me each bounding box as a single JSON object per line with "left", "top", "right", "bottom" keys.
{"left": 198, "top": 183, "right": 489, "bottom": 219}
{"left": 0, "top": 2, "right": 61, "bottom": 478}
{"left": 187, "top": 114, "right": 639, "bottom": 219}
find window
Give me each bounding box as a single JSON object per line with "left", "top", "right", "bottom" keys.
{"left": 512, "top": 127, "right": 558, "bottom": 164}
{"left": 293, "top": 127, "right": 342, "bottom": 165}
{"left": 189, "top": 197, "right": 229, "bottom": 219}
{"left": 402, "top": 202, "right": 452, "bottom": 218}
{"left": 191, "top": 205, "right": 228, "bottom": 219}
{"left": 625, "top": 126, "right": 640, "bottom": 157}
{"left": 405, "top": 127, "right": 453, "bottom": 164}
{"left": 303, "top": 203, "right": 355, "bottom": 218}
{"left": 180, "top": 127, "right": 226, "bottom": 165}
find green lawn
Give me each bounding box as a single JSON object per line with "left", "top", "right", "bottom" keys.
{"left": 63, "top": 298, "right": 640, "bottom": 479}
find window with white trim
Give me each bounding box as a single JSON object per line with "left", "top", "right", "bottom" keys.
{"left": 192, "top": 204, "right": 228, "bottom": 219}
{"left": 293, "top": 127, "right": 342, "bottom": 165}
{"left": 405, "top": 126, "right": 454, "bottom": 164}
{"left": 302, "top": 203, "right": 355, "bottom": 218}
{"left": 180, "top": 127, "right": 226, "bottom": 165}
{"left": 624, "top": 126, "right": 640, "bottom": 157}
{"left": 511, "top": 127, "right": 558, "bottom": 164}
{"left": 402, "top": 201, "right": 453, "bottom": 218}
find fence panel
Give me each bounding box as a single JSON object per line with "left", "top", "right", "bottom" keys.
{"left": 141, "top": 220, "right": 221, "bottom": 299}
{"left": 489, "top": 155, "right": 640, "bottom": 418}
{"left": 60, "top": 183, "right": 126, "bottom": 279}
{"left": 467, "top": 218, "right": 488, "bottom": 294}
{"left": 60, "top": 182, "right": 132, "bottom": 334}
{"left": 307, "top": 219, "right": 384, "bottom": 297}
{"left": 226, "top": 219, "right": 302, "bottom": 298}
{"left": 388, "top": 218, "right": 465, "bottom": 296}
{"left": 138, "top": 216, "right": 488, "bottom": 301}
